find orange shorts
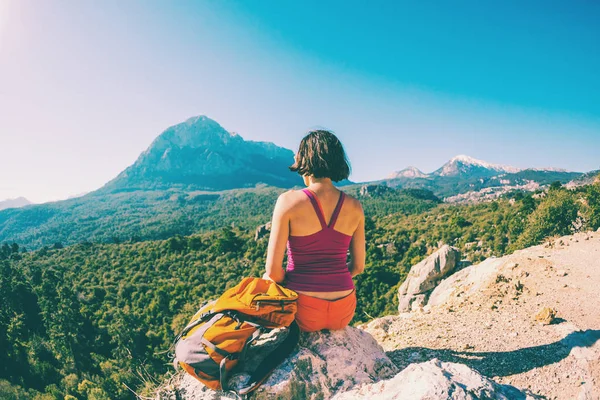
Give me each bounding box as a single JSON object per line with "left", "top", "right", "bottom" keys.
{"left": 295, "top": 290, "right": 357, "bottom": 332}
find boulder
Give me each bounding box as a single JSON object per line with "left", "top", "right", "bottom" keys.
{"left": 331, "top": 358, "right": 538, "bottom": 400}
{"left": 359, "top": 184, "right": 392, "bottom": 197}
{"left": 158, "top": 327, "right": 398, "bottom": 399}
{"left": 254, "top": 222, "right": 271, "bottom": 241}
{"left": 426, "top": 257, "right": 505, "bottom": 309}
{"left": 398, "top": 245, "right": 461, "bottom": 312}
{"left": 534, "top": 307, "right": 557, "bottom": 325}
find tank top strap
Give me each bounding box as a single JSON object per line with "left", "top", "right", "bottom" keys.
{"left": 302, "top": 189, "right": 327, "bottom": 229}
{"left": 328, "top": 191, "right": 345, "bottom": 228}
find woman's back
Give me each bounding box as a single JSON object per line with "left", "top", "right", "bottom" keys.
{"left": 283, "top": 186, "right": 362, "bottom": 298}
{"left": 287, "top": 187, "right": 361, "bottom": 238}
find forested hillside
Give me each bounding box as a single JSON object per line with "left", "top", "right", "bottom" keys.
{"left": 0, "top": 186, "right": 438, "bottom": 250}
{"left": 1, "top": 182, "right": 599, "bottom": 399}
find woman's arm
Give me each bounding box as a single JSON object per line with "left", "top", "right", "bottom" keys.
{"left": 348, "top": 203, "right": 366, "bottom": 277}
{"left": 263, "top": 192, "right": 291, "bottom": 283}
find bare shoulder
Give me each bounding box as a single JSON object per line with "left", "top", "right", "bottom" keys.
{"left": 275, "top": 189, "right": 307, "bottom": 212}
{"left": 341, "top": 192, "right": 364, "bottom": 215}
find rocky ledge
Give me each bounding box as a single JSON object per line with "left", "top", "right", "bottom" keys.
{"left": 158, "top": 231, "right": 600, "bottom": 399}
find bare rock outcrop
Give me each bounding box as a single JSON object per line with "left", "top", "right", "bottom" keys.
{"left": 359, "top": 184, "right": 392, "bottom": 197}
{"left": 398, "top": 245, "right": 460, "bottom": 312}
{"left": 158, "top": 327, "right": 398, "bottom": 399}
{"left": 158, "top": 232, "right": 600, "bottom": 400}
{"left": 254, "top": 222, "right": 271, "bottom": 241}
{"left": 158, "top": 327, "right": 536, "bottom": 400}
{"left": 366, "top": 231, "right": 600, "bottom": 400}
{"left": 425, "top": 256, "right": 505, "bottom": 309}
{"left": 332, "top": 358, "right": 537, "bottom": 400}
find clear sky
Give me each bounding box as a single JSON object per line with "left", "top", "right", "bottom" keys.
{"left": 1, "top": 0, "right": 599, "bottom": 203}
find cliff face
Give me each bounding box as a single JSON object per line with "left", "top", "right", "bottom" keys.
{"left": 157, "top": 230, "right": 600, "bottom": 399}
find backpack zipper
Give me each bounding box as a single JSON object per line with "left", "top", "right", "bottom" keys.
{"left": 253, "top": 299, "right": 296, "bottom": 312}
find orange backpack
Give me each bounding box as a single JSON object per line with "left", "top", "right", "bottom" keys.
{"left": 173, "top": 277, "right": 299, "bottom": 396}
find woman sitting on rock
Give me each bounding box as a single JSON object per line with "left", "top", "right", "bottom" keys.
{"left": 263, "top": 130, "right": 366, "bottom": 332}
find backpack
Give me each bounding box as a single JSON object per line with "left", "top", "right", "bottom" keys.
{"left": 173, "top": 277, "right": 299, "bottom": 396}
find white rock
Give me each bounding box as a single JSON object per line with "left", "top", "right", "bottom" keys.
{"left": 426, "top": 257, "right": 505, "bottom": 309}
{"left": 398, "top": 245, "right": 461, "bottom": 312}
{"left": 158, "top": 327, "right": 398, "bottom": 399}
{"left": 331, "top": 358, "right": 535, "bottom": 400}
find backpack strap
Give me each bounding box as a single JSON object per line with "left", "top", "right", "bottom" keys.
{"left": 234, "top": 320, "right": 300, "bottom": 396}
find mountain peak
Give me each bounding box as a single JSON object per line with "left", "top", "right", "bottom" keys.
{"left": 388, "top": 166, "right": 428, "bottom": 179}
{"left": 184, "top": 115, "right": 213, "bottom": 123}
{"left": 436, "top": 155, "right": 522, "bottom": 176}
{"left": 0, "top": 197, "right": 32, "bottom": 211}
{"left": 151, "top": 115, "right": 241, "bottom": 150}
{"left": 450, "top": 154, "right": 484, "bottom": 164}
{"left": 100, "top": 115, "right": 300, "bottom": 192}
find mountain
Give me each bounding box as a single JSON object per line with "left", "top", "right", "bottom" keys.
{"left": 380, "top": 155, "right": 583, "bottom": 200}
{"left": 566, "top": 169, "right": 600, "bottom": 188}
{"left": 387, "top": 166, "right": 427, "bottom": 179}
{"left": 432, "top": 154, "right": 522, "bottom": 177}
{"left": 0, "top": 197, "right": 31, "bottom": 211}
{"left": 100, "top": 115, "right": 302, "bottom": 192}
{"left": 389, "top": 155, "right": 577, "bottom": 180}
{"left": 0, "top": 115, "right": 363, "bottom": 249}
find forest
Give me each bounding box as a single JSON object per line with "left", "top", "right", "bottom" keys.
{"left": 1, "top": 181, "right": 599, "bottom": 399}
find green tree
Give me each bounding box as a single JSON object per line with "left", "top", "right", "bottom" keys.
{"left": 585, "top": 183, "right": 600, "bottom": 230}
{"left": 516, "top": 190, "right": 578, "bottom": 247}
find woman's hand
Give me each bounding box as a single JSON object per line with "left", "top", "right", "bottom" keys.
{"left": 264, "top": 192, "right": 292, "bottom": 283}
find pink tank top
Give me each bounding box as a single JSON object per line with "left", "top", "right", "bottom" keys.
{"left": 285, "top": 189, "right": 354, "bottom": 292}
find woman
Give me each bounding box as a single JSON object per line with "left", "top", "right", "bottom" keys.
{"left": 263, "top": 130, "right": 366, "bottom": 332}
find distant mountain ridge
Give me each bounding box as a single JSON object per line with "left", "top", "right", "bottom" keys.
{"left": 382, "top": 154, "right": 583, "bottom": 200}
{"left": 389, "top": 154, "right": 573, "bottom": 179}
{"left": 0, "top": 197, "right": 31, "bottom": 211}
{"left": 566, "top": 169, "right": 600, "bottom": 188}
{"left": 100, "top": 116, "right": 302, "bottom": 192}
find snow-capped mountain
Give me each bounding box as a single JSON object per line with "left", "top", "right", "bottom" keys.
{"left": 388, "top": 155, "right": 575, "bottom": 180}
{"left": 101, "top": 116, "right": 301, "bottom": 192}
{"left": 433, "top": 155, "right": 522, "bottom": 177}
{"left": 387, "top": 166, "right": 428, "bottom": 179}
{"left": 381, "top": 155, "right": 583, "bottom": 200}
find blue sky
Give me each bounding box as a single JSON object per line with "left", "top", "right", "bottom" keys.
{"left": 1, "top": 0, "right": 599, "bottom": 202}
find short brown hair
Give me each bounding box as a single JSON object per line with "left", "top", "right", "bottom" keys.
{"left": 289, "top": 130, "right": 351, "bottom": 182}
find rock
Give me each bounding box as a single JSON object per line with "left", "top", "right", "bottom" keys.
{"left": 331, "top": 359, "right": 537, "bottom": 400}
{"left": 410, "top": 294, "right": 427, "bottom": 311}
{"left": 385, "top": 242, "right": 397, "bottom": 256}
{"left": 427, "top": 257, "right": 505, "bottom": 309}
{"left": 254, "top": 222, "right": 271, "bottom": 241}
{"left": 535, "top": 307, "right": 557, "bottom": 325}
{"left": 398, "top": 245, "right": 461, "bottom": 312}
{"left": 359, "top": 184, "right": 392, "bottom": 197}
{"left": 158, "top": 327, "right": 398, "bottom": 399}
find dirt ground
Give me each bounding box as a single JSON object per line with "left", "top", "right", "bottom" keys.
{"left": 362, "top": 231, "right": 600, "bottom": 400}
